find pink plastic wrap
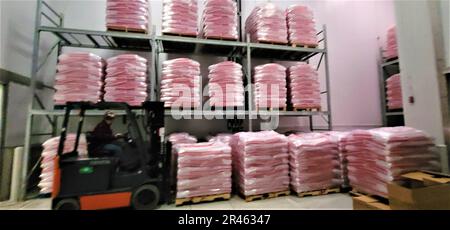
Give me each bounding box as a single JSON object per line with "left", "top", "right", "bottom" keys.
{"left": 104, "top": 54, "right": 148, "bottom": 106}
{"left": 245, "top": 3, "right": 288, "bottom": 44}
{"left": 323, "top": 131, "right": 350, "bottom": 188}
{"left": 231, "top": 131, "right": 289, "bottom": 196}
{"left": 384, "top": 26, "right": 398, "bottom": 60}
{"left": 208, "top": 61, "right": 244, "bottom": 107}
{"left": 288, "top": 63, "right": 321, "bottom": 109}
{"left": 288, "top": 133, "right": 342, "bottom": 193}
{"left": 201, "top": 0, "right": 238, "bottom": 40}
{"left": 161, "top": 58, "right": 201, "bottom": 108}
{"left": 162, "top": 0, "right": 198, "bottom": 36}
{"left": 253, "top": 63, "right": 287, "bottom": 109}
{"left": 174, "top": 142, "right": 232, "bottom": 198}
{"left": 54, "top": 52, "right": 104, "bottom": 105}
{"left": 168, "top": 132, "right": 198, "bottom": 145}
{"left": 286, "top": 5, "right": 318, "bottom": 47}
{"left": 386, "top": 73, "right": 402, "bottom": 110}
{"left": 39, "top": 134, "right": 87, "bottom": 194}
{"left": 106, "top": 0, "right": 149, "bottom": 32}
{"left": 343, "top": 127, "right": 440, "bottom": 197}
{"left": 208, "top": 133, "right": 233, "bottom": 145}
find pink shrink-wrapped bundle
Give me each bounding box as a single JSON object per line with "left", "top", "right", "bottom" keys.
{"left": 344, "top": 127, "right": 440, "bottom": 197}
{"left": 386, "top": 73, "right": 402, "bottom": 110}
{"left": 168, "top": 132, "right": 198, "bottom": 145}
{"left": 162, "top": 0, "right": 198, "bottom": 36}
{"left": 208, "top": 133, "right": 234, "bottom": 145}
{"left": 174, "top": 141, "right": 232, "bottom": 198}
{"left": 54, "top": 52, "right": 104, "bottom": 105}
{"left": 245, "top": 3, "right": 288, "bottom": 44}
{"left": 208, "top": 61, "right": 244, "bottom": 107}
{"left": 323, "top": 131, "right": 350, "bottom": 188}
{"left": 104, "top": 54, "right": 148, "bottom": 106}
{"left": 201, "top": 0, "right": 238, "bottom": 40}
{"left": 106, "top": 0, "right": 149, "bottom": 32}
{"left": 231, "top": 131, "right": 289, "bottom": 196}
{"left": 39, "top": 134, "right": 87, "bottom": 194}
{"left": 288, "top": 133, "right": 342, "bottom": 193}
{"left": 286, "top": 5, "right": 318, "bottom": 47}
{"left": 288, "top": 63, "right": 321, "bottom": 110}
{"left": 384, "top": 26, "right": 398, "bottom": 60}
{"left": 161, "top": 58, "right": 201, "bottom": 108}
{"left": 253, "top": 63, "right": 287, "bottom": 109}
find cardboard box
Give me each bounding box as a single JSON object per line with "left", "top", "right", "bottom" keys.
{"left": 388, "top": 171, "right": 450, "bottom": 210}
{"left": 353, "top": 195, "right": 391, "bottom": 210}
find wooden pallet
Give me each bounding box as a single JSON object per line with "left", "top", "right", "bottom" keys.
{"left": 350, "top": 188, "right": 389, "bottom": 200}
{"left": 257, "top": 107, "right": 287, "bottom": 112}
{"left": 210, "top": 106, "right": 243, "bottom": 111}
{"left": 163, "top": 32, "right": 197, "bottom": 38}
{"left": 107, "top": 26, "right": 147, "bottom": 34}
{"left": 291, "top": 43, "right": 318, "bottom": 49}
{"left": 175, "top": 193, "right": 231, "bottom": 206}
{"left": 295, "top": 187, "right": 341, "bottom": 198}
{"left": 293, "top": 107, "right": 321, "bottom": 112}
{"left": 241, "top": 190, "right": 291, "bottom": 202}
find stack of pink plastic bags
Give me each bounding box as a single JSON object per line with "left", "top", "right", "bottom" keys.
{"left": 324, "top": 131, "right": 350, "bottom": 188}
{"left": 161, "top": 58, "right": 201, "bottom": 108}
{"left": 201, "top": 0, "right": 238, "bottom": 40}
{"left": 39, "top": 134, "right": 87, "bottom": 194}
{"left": 106, "top": 0, "right": 150, "bottom": 32}
{"left": 344, "top": 127, "right": 441, "bottom": 197}
{"left": 245, "top": 3, "right": 288, "bottom": 44}
{"left": 174, "top": 141, "right": 232, "bottom": 199}
{"left": 208, "top": 61, "right": 244, "bottom": 108}
{"left": 104, "top": 54, "right": 148, "bottom": 106}
{"left": 386, "top": 73, "right": 402, "bottom": 110}
{"left": 288, "top": 63, "right": 321, "bottom": 110}
{"left": 254, "top": 64, "right": 287, "bottom": 109}
{"left": 162, "top": 0, "right": 198, "bottom": 36}
{"left": 169, "top": 132, "right": 198, "bottom": 145}
{"left": 54, "top": 52, "right": 104, "bottom": 105}
{"left": 288, "top": 133, "right": 342, "bottom": 193}
{"left": 286, "top": 5, "right": 318, "bottom": 47}
{"left": 385, "top": 26, "right": 398, "bottom": 60}
{"left": 231, "top": 131, "right": 289, "bottom": 196}
{"left": 208, "top": 133, "right": 234, "bottom": 145}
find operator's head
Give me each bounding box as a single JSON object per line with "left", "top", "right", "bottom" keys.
{"left": 104, "top": 111, "right": 115, "bottom": 125}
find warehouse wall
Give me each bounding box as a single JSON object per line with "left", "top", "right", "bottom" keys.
{"left": 394, "top": 0, "right": 449, "bottom": 171}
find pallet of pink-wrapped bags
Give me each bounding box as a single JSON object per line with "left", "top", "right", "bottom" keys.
{"left": 175, "top": 193, "right": 231, "bottom": 206}
{"left": 240, "top": 190, "right": 291, "bottom": 202}
{"left": 294, "top": 187, "right": 341, "bottom": 198}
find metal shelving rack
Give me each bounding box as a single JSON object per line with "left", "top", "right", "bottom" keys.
{"left": 20, "top": 0, "right": 332, "bottom": 200}
{"left": 378, "top": 52, "right": 404, "bottom": 127}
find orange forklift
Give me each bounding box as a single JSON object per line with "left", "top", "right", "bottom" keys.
{"left": 51, "top": 101, "right": 168, "bottom": 210}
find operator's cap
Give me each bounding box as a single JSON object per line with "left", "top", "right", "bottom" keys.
{"left": 104, "top": 111, "right": 116, "bottom": 120}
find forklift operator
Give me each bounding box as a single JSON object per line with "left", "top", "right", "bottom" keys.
{"left": 90, "top": 111, "right": 125, "bottom": 157}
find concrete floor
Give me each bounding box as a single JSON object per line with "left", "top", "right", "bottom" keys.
{"left": 0, "top": 193, "right": 353, "bottom": 210}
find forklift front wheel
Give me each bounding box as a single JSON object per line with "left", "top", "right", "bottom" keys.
{"left": 54, "top": 198, "right": 80, "bottom": 210}
{"left": 131, "top": 184, "right": 160, "bottom": 210}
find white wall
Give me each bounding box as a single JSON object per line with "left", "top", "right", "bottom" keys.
{"left": 1, "top": 0, "right": 396, "bottom": 140}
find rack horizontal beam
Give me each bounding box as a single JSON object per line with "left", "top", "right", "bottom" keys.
{"left": 381, "top": 58, "right": 399, "bottom": 67}
{"left": 39, "top": 26, "right": 152, "bottom": 51}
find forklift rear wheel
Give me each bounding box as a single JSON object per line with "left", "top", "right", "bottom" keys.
{"left": 131, "top": 184, "right": 160, "bottom": 210}
{"left": 54, "top": 198, "right": 80, "bottom": 210}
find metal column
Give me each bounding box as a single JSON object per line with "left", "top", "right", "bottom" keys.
{"left": 0, "top": 83, "right": 8, "bottom": 154}
{"left": 323, "top": 25, "right": 332, "bottom": 130}
{"left": 246, "top": 35, "right": 253, "bottom": 131}
{"left": 21, "top": 0, "right": 43, "bottom": 201}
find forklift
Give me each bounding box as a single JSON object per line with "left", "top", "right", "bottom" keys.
{"left": 51, "top": 101, "right": 168, "bottom": 210}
